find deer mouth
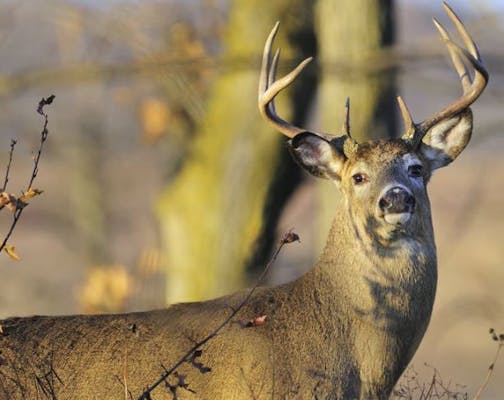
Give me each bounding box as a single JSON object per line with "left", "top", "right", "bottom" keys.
{"left": 383, "top": 212, "right": 412, "bottom": 226}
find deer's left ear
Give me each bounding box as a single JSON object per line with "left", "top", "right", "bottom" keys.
{"left": 419, "top": 109, "right": 473, "bottom": 170}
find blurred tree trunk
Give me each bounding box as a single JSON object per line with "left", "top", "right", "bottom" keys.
{"left": 157, "top": 1, "right": 316, "bottom": 304}
{"left": 314, "top": 0, "right": 397, "bottom": 247}
{"left": 69, "top": 120, "right": 110, "bottom": 266}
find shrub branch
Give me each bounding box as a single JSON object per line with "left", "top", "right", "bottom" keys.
{"left": 472, "top": 329, "right": 503, "bottom": 400}
{"left": 0, "top": 95, "right": 54, "bottom": 255}
{"left": 2, "top": 139, "right": 16, "bottom": 192}
{"left": 137, "top": 230, "right": 299, "bottom": 400}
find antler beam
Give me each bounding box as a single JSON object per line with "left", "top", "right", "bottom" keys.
{"left": 258, "top": 22, "right": 313, "bottom": 138}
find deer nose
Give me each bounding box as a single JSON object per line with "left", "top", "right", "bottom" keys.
{"left": 379, "top": 186, "right": 415, "bottom": 214}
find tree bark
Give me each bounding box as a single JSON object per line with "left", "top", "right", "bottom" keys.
{"left": 157, "top": 0, "right": 316, "bottom": 303}
{"left": 314, "top": 0, "right": 397, "bottom": 247}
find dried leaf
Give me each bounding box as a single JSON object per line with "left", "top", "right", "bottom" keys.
{"left": 188, "top": 350, "right": 211, "bottom": 374}
{"left": 0, "top": 192, "right": 28, "bottom": 212}
{"left": 4, "top": 244, "right": 20, "bottom": 261}
{"left": 251, "top": 315, "right": 267, "bottom": 326}
{"left": 20, "top": 187, "right": 43, "bottom": 202}
{"left": 238, "top": 315, "right": 267, "bottom": 328}
{"left": 0, "top": 192, "right": 19, "bottom": 212}
{"left": 282, "top": 231, "right": 300, "bottom": 244}
{"left": 0, "top": 192, "right": 9, "bottom": 208}
{"left": 0, "top": 324, "right": 3, "bottom": 334}
{"left": 37, "top": 94, "right": 55, "bottom": 115}
{"left": 140, "top": 98, "right": 170, "bottom": 143}
{"left": 77, "top": 265, "right": 133, "bottom": 313}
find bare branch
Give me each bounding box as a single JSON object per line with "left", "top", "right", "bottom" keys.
{"left": 392, "top": 364, "right": 468, "bottom": 399}
{"left": 2, "top": 139, "right": 16, "bottom": 192}
{"left": 0, "top": 95, "right": 54, "bottom": 255}
{"left": 28, "top": 94, "right": 54, "bottom": 191}
{"left": 472, "top": 329, "right": 503, "bottom": 400}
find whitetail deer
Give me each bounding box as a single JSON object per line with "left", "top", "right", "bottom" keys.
{"left": 0, "top": 3, "right": 488, "bottom": 399}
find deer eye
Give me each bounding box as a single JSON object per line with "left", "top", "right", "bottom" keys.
{"left": 352, "top": 173, "right": 368, "bottom": 185}
{"left": 408, "top": 164, "right": 423, "bottom": 178}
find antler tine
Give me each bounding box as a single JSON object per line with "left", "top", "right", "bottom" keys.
{"left": 258, "top": 22, "right": 313, "bottom": 138}
{"left": 258, "top": 22, "right": 277, "bottom": 99}
{"left": 265, "top": 48, "right": 281, "bottom": 116}
{"left": 340, "top": 98, "right": 360, "bottom": 158}
{"left": 432, "top": 18, "right": 471, "bottom": 91}
{"left": 342, "top": 97, "right": 351, "bottom": 137}
{"left": 397, "top": 96, "right": 415, "bottom": 140}
{"left": 442, "top": 2, "right": 479, "bottom": 60}
{"left": 269, "top": 48, "right": 281, "bottom": 91}
{"left": 405, "top": 3, "right": 488, "bottom": 147}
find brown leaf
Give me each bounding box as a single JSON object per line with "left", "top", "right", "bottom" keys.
{"left": 0, "top": 192, "right": 9, "bottom": 208}
{"left": 0, "top": 192, "right": 17, "bottom": 212}
{"left": 20, "top": 187, "right": 43, "bottom": 202}
{"left": 140, "top": 98, "right": 170, "bottom": 143}
{"left": 238, "top": 315, "right": 267, "bottom": 328}
{"left": 282, "top": 231, "right": 300, "bottom": 244}
{"left": 251, "top": 315, "right": 267, "bottom": 326}
{"left": 37, "top": 94, "right": 55, "bottom": 115}
{"left": 0, "top": 192, "right": 27, "bottom": 212}
{"left": 4, "top": 244, "right": 20, "bottom": 261}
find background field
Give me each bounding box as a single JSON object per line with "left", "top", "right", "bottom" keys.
{"left": 0, "top": 1, "right": 502, "bottom": 398}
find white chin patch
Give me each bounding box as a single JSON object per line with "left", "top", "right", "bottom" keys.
{"left": 384, "top": 212, "right": 411, "bottom": 226}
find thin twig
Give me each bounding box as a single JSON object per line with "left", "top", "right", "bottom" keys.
{"left": 472, "top": 331, "right": 503, "bottom": 400}
{"left": 0, "top": 196, "right": 22, "bottom": 255}
{"left": 137, "top": 230, "right": 299, "bottom": 400}
{"left": 2, "top": 139, "right": 17, "bottom": 191}
{"left": 422, "top": 367, "right": 437, "bottom": 400}
{"left": 28, "top": 94, "right": 54, "bottom": 191}
{"left": 0, "top": 95, "right": 54, "bottom": 254}
{"left": 392, "top": 364, "right": 468, "bottom": 400}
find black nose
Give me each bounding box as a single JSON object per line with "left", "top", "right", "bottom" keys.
{"left": 379, "top": 186, "right": 415, "bottom": 214}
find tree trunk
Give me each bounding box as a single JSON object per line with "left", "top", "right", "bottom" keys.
{"left": 157, "top": 0, "right": 316, "bottom": 304}
{"left": 314, "top": 0, "right": 397, "bottom": 247}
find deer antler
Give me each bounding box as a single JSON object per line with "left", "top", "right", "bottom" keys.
{"left": 258, "top": 22, "right": 313, "bottom": 138}
{"left": 259, "top": 23, "right": 359, "bottom": 158}
{"left": 400, "top": 2, "right": 488, "bottom": 147}
{"left": 342, "top": 97, "right": 351, "bottom": 137}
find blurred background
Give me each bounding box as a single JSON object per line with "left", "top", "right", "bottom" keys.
{"left": 0, "top": 0, "right": 502, "bottom": 397}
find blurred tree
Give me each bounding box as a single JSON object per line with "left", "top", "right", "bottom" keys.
{"left": 68, "top": 120, "right": 110, "bottom": 266}
{"left": 314, "top": 0, "right": 397, "bottom": 245}
{"left": 157, "top": 0, "right": 316, "bottom": 303}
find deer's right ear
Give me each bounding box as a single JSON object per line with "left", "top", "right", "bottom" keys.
{"left": 288, "top": 132, "right": 345, "bottom": 180}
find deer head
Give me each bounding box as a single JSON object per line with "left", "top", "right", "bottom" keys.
{"left": 258, "top": 3, "right": 488, "bottom": 249}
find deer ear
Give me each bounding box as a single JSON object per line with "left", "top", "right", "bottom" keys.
{"left": 419, "top": 109, "right": 473, "bottom": 171}
{"left": 288, "top": 132, "right": 346, "bottom": 180}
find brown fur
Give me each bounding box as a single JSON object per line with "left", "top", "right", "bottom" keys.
{"left": 1, "top": 117, "right": 477, "bottom": 399}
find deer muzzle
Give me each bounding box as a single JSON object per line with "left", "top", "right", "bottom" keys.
{"left": 378, "top": 186, "right": 415, "bottom": 225}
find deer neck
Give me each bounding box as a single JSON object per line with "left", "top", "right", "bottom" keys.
{"left": 304, "top": 197, "right": 438, "bottom": 333}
